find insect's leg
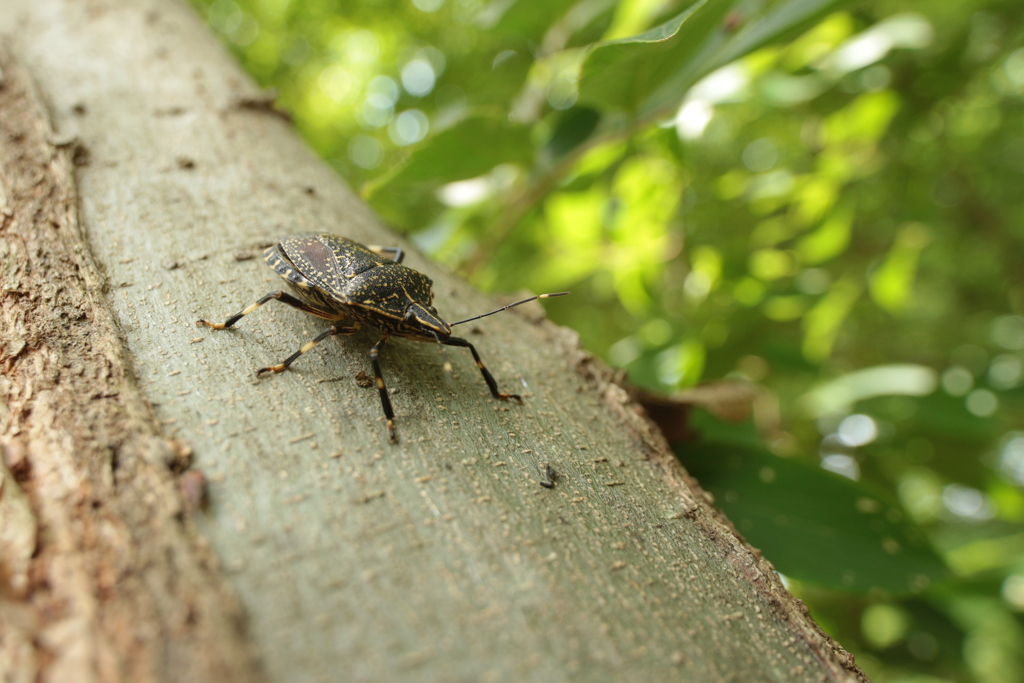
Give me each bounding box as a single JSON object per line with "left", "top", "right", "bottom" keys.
{"left": 443, "top": 336, "right": 522, "bottom": 402}
{"left": 366, "top": 245, "right": 405, "bottom": 264}
{"left": 197, "top": 291, "right": 333, "bottom": 330}
{"left": 257, "top": 323, "right": 362, "bottom": 376}
{"left": 368, "top": 336, "right": 397, "bottom": 442}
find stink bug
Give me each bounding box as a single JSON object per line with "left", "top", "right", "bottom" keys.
{"left": 197, "top": 234, "right": 567, "bottom": 442}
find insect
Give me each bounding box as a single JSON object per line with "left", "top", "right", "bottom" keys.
{"left": 197, "top": 234, "right": 567, "bottom": 442}
{"left": 539, "top": 463, "right": 557, "bottom": 489}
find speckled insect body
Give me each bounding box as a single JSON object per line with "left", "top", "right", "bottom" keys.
{"left": 198, "top": 233, "right": 566, "bottom": 442}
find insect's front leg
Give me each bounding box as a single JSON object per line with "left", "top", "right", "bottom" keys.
{"left": 367, "top": 336, "right": 398, "bottom": 442}
{"left": 197, "top": 291, "right": 334, "bottom": 330}
{"left": 443, "top": 336, "right": 523, "bottom": 402}
{"left": 257, "top": 323, "right": 362, "bottom": 376}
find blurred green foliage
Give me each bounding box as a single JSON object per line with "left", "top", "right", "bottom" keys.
{"left": 191, "top": 0, "right": 1024, "bottom": 679}
{"left": 687, "top": 409, "right": 951, "bottom": 595}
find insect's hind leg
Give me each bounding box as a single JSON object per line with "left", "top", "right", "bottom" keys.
{"left": 443, "top": 336, "right": 522, "bottom": 402}
{"left": 197, "top": 291, "right": 333, "bottom": 330}
{"left": 367, "top": 336, "right": 398, "bottom": 442}
{"left": 257, "top": 322, "right": 362, "bottom": 376}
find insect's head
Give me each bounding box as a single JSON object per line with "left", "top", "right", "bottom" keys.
{"left": 401, "top": 302, "right": 451, "bottom": 341}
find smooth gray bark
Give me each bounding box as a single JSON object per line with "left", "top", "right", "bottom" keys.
{"left": 0, "top": 0, "right": 867, "bottom": 681}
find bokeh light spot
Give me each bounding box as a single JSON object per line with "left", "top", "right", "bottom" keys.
{"left": 348, "top": 135, "right": 384, "bottom": 169}
{"left": 401, "top": 58, "right": 436, "bottom": 97}
{"left": 389, "top": 109, "right": 430, "bottom": 146}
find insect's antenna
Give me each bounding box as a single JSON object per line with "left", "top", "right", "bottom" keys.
{"left": 451, "top": 292, "right": 570, "bottom": 327}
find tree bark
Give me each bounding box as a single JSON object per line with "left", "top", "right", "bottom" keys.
{"left": 0, "top": 1, "right": 867, "bottom": 682}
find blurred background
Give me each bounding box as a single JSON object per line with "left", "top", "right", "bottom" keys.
{"left": 187, "top": 0, "right": 1024, "bottom": 680}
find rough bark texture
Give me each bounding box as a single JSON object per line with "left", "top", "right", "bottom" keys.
{"left": 0, "top": 1, "right": 868, "bottom": 682}
{"left": 0, "top": 46, "right": 263, "bottom": 682}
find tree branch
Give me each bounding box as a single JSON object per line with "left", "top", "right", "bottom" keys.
{"left": 0, "top": 1, "right": 866, "bottom": 681}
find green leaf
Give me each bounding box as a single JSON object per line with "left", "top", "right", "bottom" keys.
{"left": 364, "top": 116, "right": 533, "bottom": 196}
{"left": 488, "top": 0, "right": 580, "bottom": 39}
{"left": 678, "top": 414, "right": 950, "bottom": 595}
{"left": 710, "top": 0, "right": 853, "bottom": 69}
{"left": 544, "top": 106, "right": 601, "bottom": 161}
{"left": 869, "top": 222, "right": 931, "bottom": 314}
{"left": 796, "top": 200, "right": 853, "bottom": 264}
{"left": 577, "top": 0, "right": 856, "bottom": 117}
{"left": 577, "top": 0, "right": 732, "bottom": 113}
